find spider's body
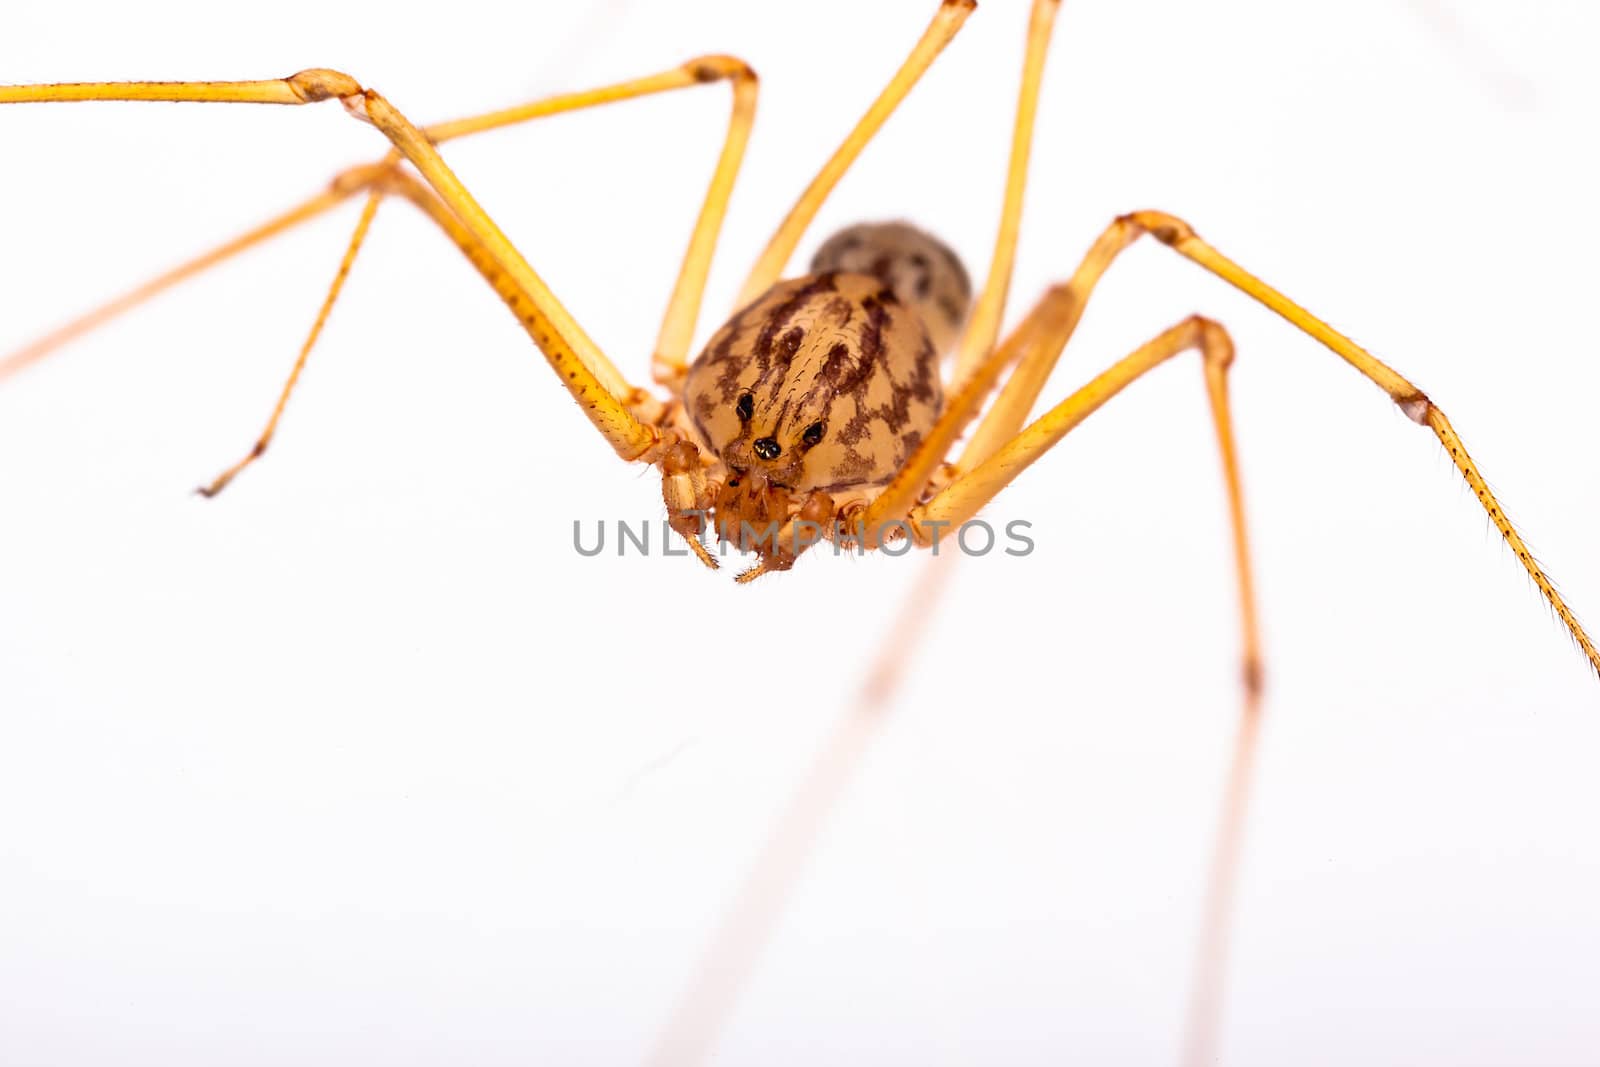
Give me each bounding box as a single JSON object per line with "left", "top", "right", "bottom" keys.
{"left": 677, "top": 221, "right": 969, "bottom": 562}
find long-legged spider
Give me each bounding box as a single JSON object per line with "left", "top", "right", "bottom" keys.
{"left": 5, "top": 0, "right": 1594, "bottom": 632}
{"left": 2, "top": 1, "right": 1596, "bottom": 1064}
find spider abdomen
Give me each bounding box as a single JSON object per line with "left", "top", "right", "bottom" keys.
{"left": 809, "top": 220, "right": 971, "bottom": 355}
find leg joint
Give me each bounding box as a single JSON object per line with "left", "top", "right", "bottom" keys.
{"left": 687, "top": 55, "right": 758, "bottom": 86}
{"left": 1396, "top": 390, "right": 1434, "bottom": 425}
{"left": 1186, "top": 315, "right": 1236, "bottom": 368}
{"left": 286, "top": 68, "right": 364, "bottom": 103}
{"left": 1120, "top": 209, "right": 1197, "bottom": 248}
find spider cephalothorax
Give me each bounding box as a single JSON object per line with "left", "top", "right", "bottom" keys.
{"left": 674, "top": 222, "right": 968, "bottom": 577}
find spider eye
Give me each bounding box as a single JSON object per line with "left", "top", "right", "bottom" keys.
{"left": 735, "top": 393, "right": 754, "bottom": 421}
{"left": 801, "top": 421, "right": 825, "bottom": 447}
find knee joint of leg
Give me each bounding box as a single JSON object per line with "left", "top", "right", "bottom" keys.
{"left": 287, "top": 69, "right": 363, "bottom": 104}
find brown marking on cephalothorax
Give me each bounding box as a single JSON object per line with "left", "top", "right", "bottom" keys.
{"left": 683, "top": 270, "right": 944, "bottom": 503}
{"left": 828, "top": 446, "right": 879, "bottom": 486}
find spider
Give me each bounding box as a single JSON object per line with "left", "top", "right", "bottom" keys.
{"left": 3, "top": 0, "right": 1593, "bottom": 642}
{"left": 2, "top": 2, "right": 1595, "bottom": 1064}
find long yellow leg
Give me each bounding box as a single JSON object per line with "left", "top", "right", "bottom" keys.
{"left": 951, "top": 0, "right": 1064, "bottom": 392}
{"left": 1, "top": 57, "right": 756, "bottom": 396}
{"left": 736, "top": 0, "right": 975, "bottom": 304}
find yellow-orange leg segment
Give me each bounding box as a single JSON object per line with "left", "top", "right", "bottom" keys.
{"left": 952, "top": 0, "right": 1063, "bottom": 390}
{"left": 737, "top": 0, "right": 975, "bottom": 303}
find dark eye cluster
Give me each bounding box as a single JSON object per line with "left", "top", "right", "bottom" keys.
{"left": 736, "top": 392, "right": 823, "bottom": 457}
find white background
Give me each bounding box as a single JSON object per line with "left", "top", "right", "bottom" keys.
{"left": 2, "top": 1, "right": 1598, "bottom": 1064}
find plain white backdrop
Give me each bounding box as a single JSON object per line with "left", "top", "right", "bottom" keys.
{"left": 2, "top": 1, "right": 1597, "bottom": 1064}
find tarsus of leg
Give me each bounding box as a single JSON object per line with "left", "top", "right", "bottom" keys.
{"left": 1, "top": 58, "right": 757, "bottom": 398}
{"left": 951, "top": 0, "right": 1063, "bottom": 391}
{"left": 195, "top": 186, "right": 384, "bottom": 498}
{"left": 736, "top": 0, "right": 976, "bottom": 306}
{"left": 643, "top": 552, "right": 956, "bottom": 1067}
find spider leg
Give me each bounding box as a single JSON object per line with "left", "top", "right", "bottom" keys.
{"left": 0, "top": 165, "right": 383, "bottom": 383}
{"left": 953, "top": 0, "right": 1063, "bottom": 388}
{"left": 420, "top": 54, "right": 759, "bottom": 387}
{"left": 906, "top": 315, "right": 1260, "bottom": 1062}
{"left": 1153, "top": 211, "right": 1600, "bottom": 673}
{"left": 0, "top": 57, "right": 760, "bottom": 456}
{"left": 737, "top": 0, "right": 975, "bottom": 304}
{"left": 878, "top": 208, "right": 1600, "bottom": 677}
{"left": 195, "top": 186, "right": 384, "bottom": 498}
{"left": 858, "top": 205, "right": 1599, "bottom": 1067}
{"left": 914, "top": 310, "right": 1264, "bottom": 707}
{"left": 0, "top": 72, "right": 648, "bottom": 457}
